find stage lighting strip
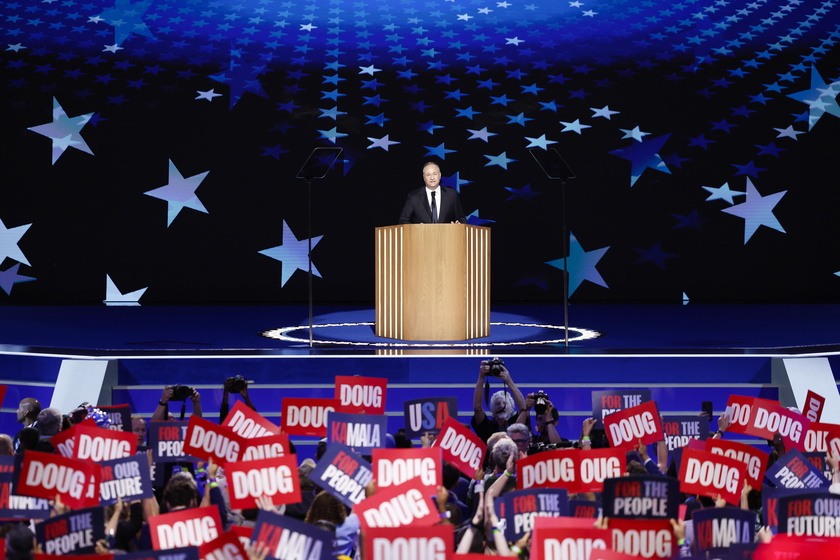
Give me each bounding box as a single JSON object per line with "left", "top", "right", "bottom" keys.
{"left": 261, "top": 322, "right": 601, "bottom": 347}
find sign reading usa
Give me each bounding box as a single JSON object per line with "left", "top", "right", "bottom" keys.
{"left": 402, "top": 397, "right": 458, "bottom": 438}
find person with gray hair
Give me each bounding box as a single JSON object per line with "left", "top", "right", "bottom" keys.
{"left": 471, "top": 359, "right": 526, "bottom": 444}
{"left": 506, "top": 423, "right": 532, "bottom": 457}
{"left": 36, "top": 407, "right": 62, "bottom": 437}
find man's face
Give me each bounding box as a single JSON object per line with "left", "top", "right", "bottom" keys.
{"left": 16, "top": 401, "right": 31, "bottom": 423}
{"left": 423, "top": 164, "right": 441, "bottom": 190}
{"left": 132, "top": 417, "right": 147, "bottom": 445}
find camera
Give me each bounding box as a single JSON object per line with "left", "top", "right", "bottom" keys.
{"left": 169, "top": 384, "right": 195, "bottom": 401}
{"left": 534, "top": 391, "right": 550, "bottom": 415}
{"left": 486, "top": 358, "right": 505, "bottom": 376}
{"left": 528, "top": 440, "right": 575, "bottom": 455}
{"left": 226, "top": 375, "right": 248, "bottom": 393}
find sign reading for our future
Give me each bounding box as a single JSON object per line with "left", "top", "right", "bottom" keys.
{"left": 99, "top": 455, "right": 153, "bottom": 505}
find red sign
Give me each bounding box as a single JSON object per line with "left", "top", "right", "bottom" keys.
{"left": 705, "top": 438, "right": 768, "bottom": 490}
{"left": 603, "top": 400, "right": 663, "bottom": 448}
{"left": 223, "top": 401, "right": 280, "bottom": 438}
{"left": 198, "top": 531, "right": 248, "bottom": 560}
{"left": 72, "top": 423, "right": 137, "bottom": 461}
{"left": 355, "top": 477, "right": 438, "bottom": 530}
{"left": 432, "top": 417, "right": 486, "bottom": 477}
{"left": 149, "top": 506, "right": 222, "bottom": 550}
{"left": 335, "top": 375, "right": 387, "bottom": 415}
{"left": 364, "top": 523, "right": 453, "bottom": 560}
{"left": 518, "top": 449, "right": 623, "bottom": 493}
{"left": 281, "top": 397, "right": 339, "bottom": 437}
{"left": 577, "top": 448, "right": 625, "bottom": 493}
{"left": 183, "top": 416, "right": 246, "bottom": 464}
{"left": 609, "top": 518, "right": 676, "bottom": 559}
{"left": 17, "top": 451, "right": 101, "bottom": 509}
{"left": 803, "top": 421, "right": 840, "bottom": 453}
{"left": 803, "top": 390, "right": 826, "bottom": 423}
{"left": 724, "top": 395, "right": 809, "bottom": 451}
{"left": 372, "top": 447, "right": 442, "bottom": 490}
{"left": 531, "top": 517, "right": 610, "bottom": 560}
{"left": 678, "top": 447, "right": 746, "bottom": 506}
{"left": 241, "top": 433, "right": 290, "bottom": 461}
{"left": 225, "top": 455, "right": 301, "bottom": 510}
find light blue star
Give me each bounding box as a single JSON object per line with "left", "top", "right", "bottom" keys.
{"left": 506, "top": 113, "right": 532, "bottom": 126}
{"left": 786, "top": 65, "right": 840, "bottom": 130}
{"left": 464, "top": 210, "right": 495, "bottom": 226}
{"left": 27, "top": 97, "right": 94, "bottom": 164}
{"left": 525, "top": 135, "right": 557, "bottom": 149}
{"left": 590, "top": 106, "right": 620, "bottom": 119}
{"left": 546, "top": 233, "right": 610, "bottom": 295}
{"left": 559, "top": 119, "right": 591, "bottom": 134}
{"left": 0, "top": 263, "right": 35, "bottom": 296}
{"left": 144, "top": 160, "right": 210, "bottom": 227}
{"left": 441, "top": 172, "right": 472, "bottom": 193}
{"left": 358, "top": 64, "right": 381, "bottom": 75}
{"left": 0, "top": 218, "right": 32, "bottom": 267}
{"left": 317, "top": 127, "right": 348, "bottom": 143}
{"left": 721, "top": 178, "right": 787, "bottom": 243}
{"left": 467, "top": 127, "right": 496, "bottom": 142}
{"left": 195, "top": 89, "right": 223, "bottom": 101}
{"left": 104, "top": 274, "right": 146, "bottom": 306}
{"left": 484, "top": 152, "right": 516, "bottom": 169}
{"left": 702, "top": 182, "right": 743, "bottom": 204}
{"left": 365, "top": 113, "right": 390, "bottom": 126}
{"left": 367, "top": 135, "right": 400, "bottom": 151}
{"left": 609, "top": 133, "right": 672, "bottom": 187}
{"left": 424, "top": 143, "right": 455, "bottom": 159}
{"left": 259, "top": 220, "right": 323, "bottom": 288}
{"left": 320, "top": 107, "right": 347, "bottom": 120}
{"left": 619, "top": 126, "right": 650, "bottom": 142}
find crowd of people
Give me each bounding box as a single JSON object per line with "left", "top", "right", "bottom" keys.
{"left": 2, "top": 361, "right": 840, "bottom": 560}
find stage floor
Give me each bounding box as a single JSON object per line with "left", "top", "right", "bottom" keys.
{"left": 1, "top": 303, "right": 839, "bottom": 357}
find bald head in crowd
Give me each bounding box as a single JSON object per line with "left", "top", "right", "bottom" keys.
{"left": 16, "top": 398, "right": 41, "bottom": 427}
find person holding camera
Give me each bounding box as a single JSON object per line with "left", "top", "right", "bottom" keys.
{"left": 220, "top": 375, "right": 255, "bottom": 423}
{"left": 516, "top": 391, "right": 565, "bottom": 446}
{"left": 152, "top": 385, "right": 202, "bottom": 422}
{"left": 471, "top": 359, "right": 526, "bottom": 444}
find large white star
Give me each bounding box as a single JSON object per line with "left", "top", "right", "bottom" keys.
{"left": 0, "top": 218, "right": 32, "bottom": 267}
{"left": 721, "top": 178, "right": 786, "bottom": 243}
{"left": 259, "top": 220, "right": 324, "bottom": 287}
{"left": 27, "top": 98, "right": 94, "bottom": 165}
{"left": 144, "top": 160, "right": 210, "bottom": 227}
{"left": 104, "top": 274, "right": 146, "bottom": 306}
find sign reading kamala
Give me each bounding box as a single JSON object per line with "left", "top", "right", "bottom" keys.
{"left": 148, "top": 421, "right": 200, "bottom": 463}
{"left": 310, "top": 443, "right": 373, "bottom": 507}
{"left": 402, "top": 397, "right": 458, "bottom": 438}
{"left": 354, "top": 477, "right": 438, "bottom": 530}
{"left": 250, "top": 509, "right": 333, "bottom": 560}
{"left": 281, "top": 398, "right": 339, "bottom": 438}
{"left": 99, "top": 455, "right": 153, "bottom": 505}
{"left": 765, "top": 449, "right": 830, "bottom": 490}
{"left": 777, "top": 492, "right": 840, "bottom": 537}
{"left": 149, "top": 506, "right": 223, "bottom": 551}
{"left": 503, "top": 488, "right": 569, "bottom": 542}
{"left": 334, "top": 375, "right": 387, "bottom": 415}
{"left": 183, "top": 416, "right": 247, "bottom": 464}
{"left": 363, "top": 524, "right": 453, "bottom": 560}
{"left": 16, "top": 450, "right": 101, "bottom": 509}
{"left": 432, "top": 416, "right": 486, "bottom": 477}
{"left": 603, "top": 400, "right": 663, "bottom": 448}
{"left": 601, "top": 476, "right": 680, "bottom": 520}
{"left": 223, "top": 401, "right": 280, "bottom": 438}
{"left": 326, "top": 411, "right": 388, "bottom": 455}
{"left": 372, "top": 447, "right": 442, "bottom": 490}
{"left": 591, "top": 389, "right": 651, "bottom": 430}
{"left": 705, "top": 437, "right": 769, "bottom": 491}
{"left": 226, "top": 455, "right": 301, "bottom": 510}
{"left": 35, "top": 506, "right": 105, "bottom": 555}
{"left": 692, "top": 507, "right": 756, "bottom": 554}
{"left": 724, "top": 395, "right": 809, "bottom": 451}
{"left": 0, "top": 456, "right": 50, "bottom": 520}
{"left": 678, "top": 447, "right": 746, "bottom": 506}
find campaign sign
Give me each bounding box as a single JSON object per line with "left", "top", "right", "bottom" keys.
{"left": 678, "top": 447, "right": 746, "bottom": 506}
{"left": 577, "top": 448, "right": 625, "bottom": 493}
{"left": 403, "top": 396, "right": 458, "bottom": 438}
{"left": 804, "top": 452, "right": 830, "bottom": 480}
{"left": 149, "top": 506, "right": 223, "bottom": 550}
{"left": 777, "top": 492, "right": 840, "bottom": 537}
{"left": 692, "top": 507, "right": 756, "bottom": 554}
{"left": 751, "top": 534, "right": 828, "bottom": 560}
{"left": 372, "top": 447, "right": 442, "bottom": 490}
{"left": 250, "top": 510, "right": 333, "bottom": 560}
{"left": 99, "top": 454, "right": 153, "bottom": 505}
{"left": 281, "top": 397, "right": 339, "bottom": 437}
{"left": 97, "top": 404, "right": 133, "bottom": 432}
{"left": 241, "top": 434, "right": 290, "bottom": 462}
{"left": 609, "top": 518, "right": 675, "bottom": 559}
{"left": 803, "top": 421, "right": 840, "bottom": 453}
{"left": 603, "top": 400, "right": 663, "bottom": 448}
{"left": 503, "top": 488, "right": 569, "bottom": 542}
{"left": 804, "top": 390, "right": 826, "bottom": 423}
{"left": 75, "top": 422, "right": 137, "bottom": 461}
{"left": 35, "top": 554, "right": 106, "bottom": 560}
{"left": 705, "top": 437, "right": 769, "bottom": 491}
{"left": 310, "top": 442, "right": 373, "bottom": 507}
{"left": 765, "top": 448, "right": 830, "bottom": 490}
{"left": 724, "top": 395, "right": 809, "bottom": 451}
{"left": 364, "top": 524, "right": 453, "bottom": 560}
{"left": 224, "top": 401, "right": 280, "bottom": 438}
{"left": 432, "top": 416, "right": 486, "bottom": 477}
{"left": 355, "top": 477, "right": 438, "bottom": 529}
{"left": 531, "top": 518, "right": 610, "bottom": 560}
{"left": 199, "top": 531, "right": 248, "bottom": 560}
{"left": 16, "top": 450, "right": 101, "bottom": 509}
{"left": 122, "top": 547, "right": 199, "bottom": 560}
{"left": 230, "top": 525, "right": 253, "bottom": 550}
{"left": 327, "top": 411, "right": 388, "bottom": 455}
{"left": 518, "top": 449, "right": 579, "bottom": 491}
{"left": 569, "top": 499, "right": 602, "bottom": 519}
{"left": 592, "top": 389, "right": 651, "bottom": 429}
{"left": 183, "top": 415, "right": 246, "bottom": 464}
{"left": 35, "top": 506, "right": 105, "bottom": 555}
{"left": 226, "top": 455, "right": 301, "bottom": 510}
{"left": 334, "top": 375, "right": 387, "bottom": 415}
{"left": 148, "top": 420, "right": 201, "bottom": 463}
{"left": 590, "top": 551, "right": 641, "bottom": 560}
{"left": 762, "top": 486, "right": 813, "bottom": 535}
{"left": 662, "top": 415, "right": 709, "bottom": 471}
{"left": 0, "top": 456, "right": 50, "bottom": 520}
{"left": 601, "top": 476, "right": 680, "bottom": 520}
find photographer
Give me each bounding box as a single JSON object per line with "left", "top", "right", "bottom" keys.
{"left": 516, "top": 391, "right": 565, "bottom": 446}
{"left": 471, "top": 359, "right": 526, "bottom": 444}
{"left": 152, "top": 385, "right": 202, "bottom": 422}
{"left": 220, "top": 375, "right": 255, "bottom": 423}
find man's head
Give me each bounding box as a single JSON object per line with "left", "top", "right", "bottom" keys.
{"left": 506, "top": 423, "right": 532, "bottom": 456}
{"left": 131, "top": 415, "right": 147, "bottom": 446}
{"left": 36, "top": 408, "right": 62, "bottom": 436}
{"left": 0, "top": 434, "right": 13, "bottom": 455}
{"left": 422, "top": 162, "right": 441, "bottom": 190}
{"left": 489, "top": 390, "right": 515, "bottom": 427}
{"left": 163, "top": 472, "right": 199, "bottom": 510}
{"left": 16, "top": 398, "right": 41, "bottom": 425}
{"left": 490, "top": 438, "right": 517, "bottom": 473}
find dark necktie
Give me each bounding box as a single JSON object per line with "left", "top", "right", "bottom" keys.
{"left": 431, "top": 191, "right": 438, "bottom": 223}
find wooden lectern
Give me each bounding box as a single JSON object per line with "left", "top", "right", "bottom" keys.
{"left": 375, "top": 223, "right": 490, "bottom": 341}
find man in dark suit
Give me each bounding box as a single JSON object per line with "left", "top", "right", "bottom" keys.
{"left": 398, "top": 162, "right": 467, "bottom": 224}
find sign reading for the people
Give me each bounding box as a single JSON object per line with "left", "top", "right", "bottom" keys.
{"left": 16, "top": 450, "right": 101, "bottom": 509}
{"left": 372, "top": 447, "right": 442, "bottom": 490}
{"left": 503, "top": 488, "right": 569, "bottom": 542}
{"left": 35, "top": 506, "right": 105, "bottom": 555}
{"left": 334, "top": 375, "right": 388, "bottom": 415}
{"left": 705, "top": 437, "right": 769, "bottom": 491}
{"left": 148, "top": 420, "right": 200, "bottom": 463}
{"left": 724, "top": 395, "right": 809, "bottom": 451}
{"left": 591, "top": 389, "right": 652, "bottom": 430}
{"left": 310, "top": 442, "right": 373, "bottom": 507}
{"left": 354, "top": 477, "right": 438, "bottom": 530}
{"left": 517, "top": 448, "right": 623, "bottom": 493}
{"left": 692, "top": 506, "right": 756, "bottom": 554}
{"left": 99, "top": 454, "right": 154, "bottom": 505}
{"left": 661, "top": 414, "right": 709, "bottom": 471}
{"left": 226, "top": 455, "right": 302, "bottom": 510}
{"left": 601, "top": 476, "right": 680, "bottom": 520}
{"left": 432, "top": 416, "right": 486, "bottom": 477}
{"left": 149, "top": 506, "right": 223, "bottom": 551}
{"left": 363, "top": 524, "right": 453, "bottom": 560}
{"left": 223, "top": 401, "right": 280, "bottom": 438}
{"left": 777, "top": 492, "right": 840, "bottom": 538}
{"left": 403, "top": 397, "right": 458, "bottom": 438}
{"left": 569, "top": 499, "right": 602, "bottom": 519}
{"left": 183, "top": 415, "right": 246, "bottom": 464}
{"left": 250, "top": 509, "right": 333, "bottom": 560}
{"left": 603, "top": 400, "right": 663, "bottom": 448}
{"left": 281, "top": 397, "right": 339, "bottom": 437}
{"left": 765, "top": 449, "right": 830, "bottom": 490}
{"left": 678, "top": 447, "right": 746, "bottom": 506}
{"left": 326, "top": 411, "right": 388, "bottom": 455}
